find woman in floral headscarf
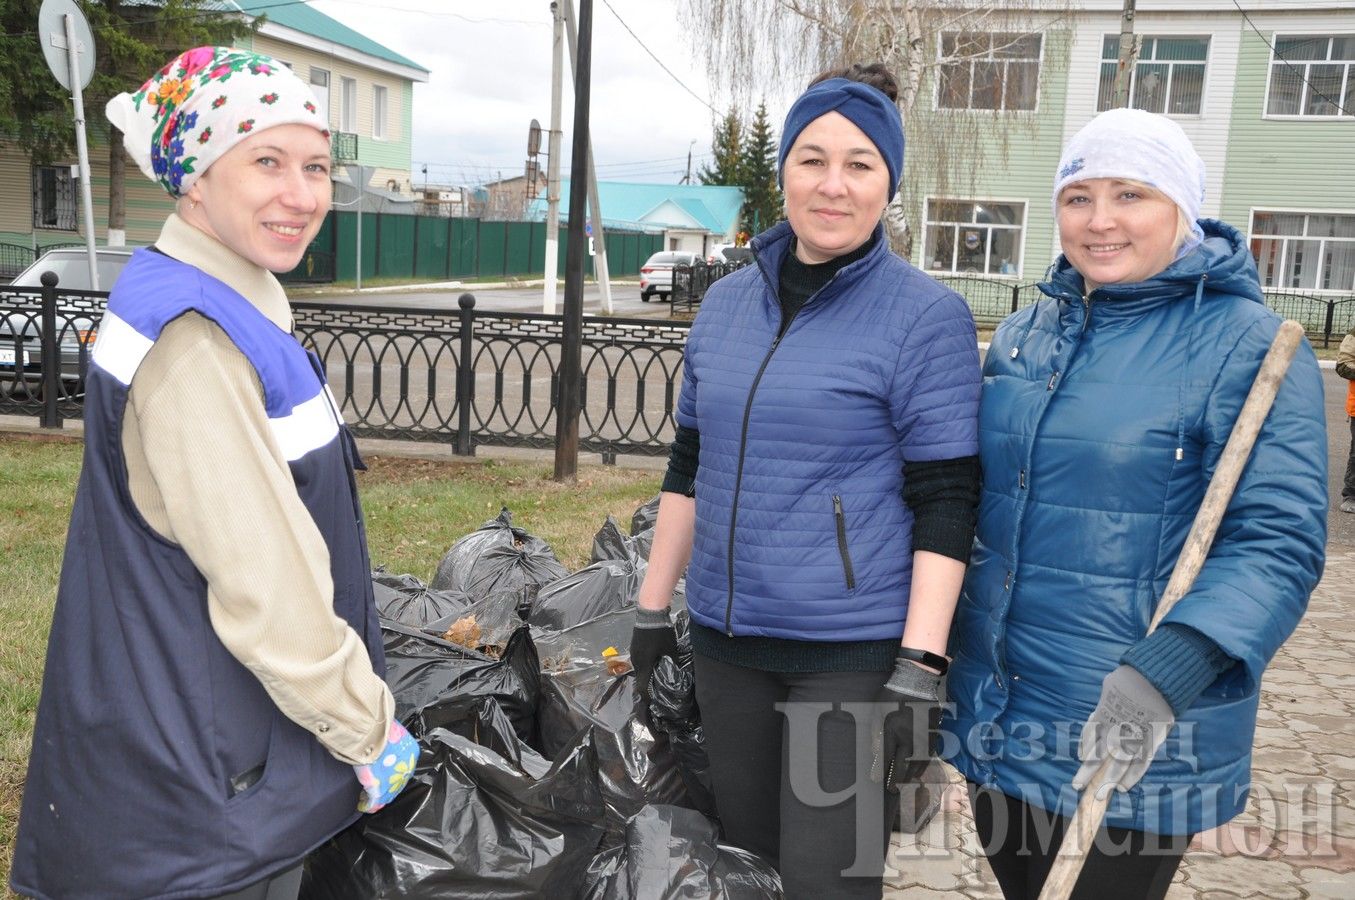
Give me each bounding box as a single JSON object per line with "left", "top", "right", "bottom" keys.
{"left": 11, "top": 48, "right": 415, "bottom": 900}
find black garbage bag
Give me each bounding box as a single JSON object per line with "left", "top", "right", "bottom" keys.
{"left": 425, "top": 588, "right": 526, "bottom": 656}
{"left": 430, "top": 507, "right": 568, "bottom": 602}
{"left": 590, "top": 516, "right": 644, "bottom": 565}
{"left": 301, "top": 698, "right": 608, "bottom": 900}
{"left": 647, "top": 656, "right": 716, "bottom": 818}
{"left": 380, "top": 620, "right": 539, "bottom": 745}
{"left": 371, "top": 569, "right": 473, "bottom": 628}
{"left": 581, "top": 805, "right": 783, "bottom": 899}
{"left": 527, "top": 554, "right": 645, "bottom": 633}
{"left": 535, "top": 608, "right": 689, "bottom": 835}
{"left": 630, "top": 494, "right": 660, "bottom": 536}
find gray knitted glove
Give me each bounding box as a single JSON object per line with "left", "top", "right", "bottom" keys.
{"left": 1073, "top": 664, "right": 1175, "bottom": 793}
{"left": 869, "top": 659, "right": 943, "bottom": 790}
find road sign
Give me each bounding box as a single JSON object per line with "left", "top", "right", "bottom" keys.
{"left": 38, "top": 0, "right": 94, "bottom": 90}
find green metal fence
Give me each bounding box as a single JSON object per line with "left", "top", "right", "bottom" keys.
{"left": 313, "top": 212, "right": 664, "bottom": 283}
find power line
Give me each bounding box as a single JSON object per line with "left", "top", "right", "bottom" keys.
{"left": 596, "top": 0, "right": 717, "bottom": 114}
{"left": 1230, "top": 0, "right": 1350, "bottom": 116}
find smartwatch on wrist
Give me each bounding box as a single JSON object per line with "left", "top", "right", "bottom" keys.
{"left": 897, "top": 646, "right": 949, "bottom": 676}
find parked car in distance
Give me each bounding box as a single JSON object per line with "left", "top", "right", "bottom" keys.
{"left": 639, "top": 251, "right": 699, "bottom": 302}
{"left": 1, "top": 247, "right": 134, "bottom": 388}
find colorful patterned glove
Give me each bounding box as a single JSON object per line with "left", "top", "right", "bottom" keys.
{"left": 354, "top": 721, "right": 420, "bottom": 813}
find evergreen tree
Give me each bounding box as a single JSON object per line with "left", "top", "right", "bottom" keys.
{"left": 697, "top": 108, "right": 742, "bottom": 186}
{"left": 738, "top": 100, "right": 782, "bottom": 236}
{"left": 0, "top": 0, "right": 255, "bottom": 238}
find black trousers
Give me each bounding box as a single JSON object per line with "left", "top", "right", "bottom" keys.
{"left": 1344, "top": 416, "right": 1355, "bottom": 501}
{"left": 692, "top": 653, "right": 899, "bottom": 900}
{"left": 968, "top": 784, "right": 1190, "bottom": 900}
{"left": 208, "top": 863, "right": 302, "bottom": 900}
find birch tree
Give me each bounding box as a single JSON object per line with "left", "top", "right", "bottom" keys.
{"left": 678, "top": 0, "right": 1072, "bottom": 256}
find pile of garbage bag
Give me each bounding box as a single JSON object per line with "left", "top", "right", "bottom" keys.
{"left": 304, "top": 499, "right": 781, "bottom": 899}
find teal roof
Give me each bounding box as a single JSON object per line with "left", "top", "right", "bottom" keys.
{"left": 532, "top": 181, "right": 744, "bottom": 234}
{"left": 232, "top": 0, "right": 428, "bottom": 73}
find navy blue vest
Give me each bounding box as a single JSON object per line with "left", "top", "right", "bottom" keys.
{"left": 12, "top": 249, "right": 384, "bottom": 899}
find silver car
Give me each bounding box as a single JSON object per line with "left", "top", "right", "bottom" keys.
{"left": 1, "top": 247, "right": 133, "bottom": 389}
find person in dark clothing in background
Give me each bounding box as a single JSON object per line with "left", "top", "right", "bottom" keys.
{"left": 628, "top": 63, "right": 982, "bottom": 899}
{"left": 1338, "top": 326, "right": 1355, "bottom": 513}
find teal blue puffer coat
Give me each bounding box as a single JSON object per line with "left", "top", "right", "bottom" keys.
{"left": 944, "top": 220, "right": 1327, "bottom": 835}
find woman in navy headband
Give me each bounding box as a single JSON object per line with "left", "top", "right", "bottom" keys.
{"left": 631, "top": 63, "right": 982, "bottom": 897}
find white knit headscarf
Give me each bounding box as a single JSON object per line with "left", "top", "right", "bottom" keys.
{"left": 1053, "top": 108, "right": 1207, "bottom": 255}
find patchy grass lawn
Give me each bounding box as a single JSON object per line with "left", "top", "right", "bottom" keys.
{"left": 0, "top": 432, "right": 659, "bottom": 889}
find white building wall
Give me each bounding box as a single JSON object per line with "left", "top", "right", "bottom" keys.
{"left": 1060, "top": 10, "right": 1245, "bottom": 226}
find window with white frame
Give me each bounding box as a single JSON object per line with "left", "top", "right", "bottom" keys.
{"left": 1250, "top": 211, "right": 1355, "bottom": 292}
{"left": 923, "top": 199, "right": 1025, "bottom": 276}
{"left": 937, "top": 32, "right": 1042, "bottom": 112}
{"left": 1097, "top": 35, "right": 1209, "bottom": 115}
{"left": 1265, "top": 35, "right": 1354, "bottom": 117}
{"left": 309, "top": 67, "right": 330, "bottom": 125}
{"left": 340, "top": 76, "right": 357, "bottom": 133}
{"left": 372, "top": 85, "right": 387, "bottom": 140}
{"left": 31, "top": 165, "right": 76, "bottom": 230}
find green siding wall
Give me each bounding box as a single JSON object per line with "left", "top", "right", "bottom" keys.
{"left": 1219, "top": 29, "right": 1355, "bottom": 229}
{"left": 902, "top": 28, "right": 1071, "bottom": 280}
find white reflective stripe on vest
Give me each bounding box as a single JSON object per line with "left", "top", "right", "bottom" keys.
{"left": 269, "top": 390, "right": 340, "bottom": 461}
{"left": 91, "top": 311, "right": 154, "bottom": 386}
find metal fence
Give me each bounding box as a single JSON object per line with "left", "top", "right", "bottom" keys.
{"left": 3, "top": 280, "right": 1350, "bottom": 458}
{"left": 670, "top": 259, "right": 754, "bottom": 315}
{"left": 1, "top": 287, "right": 692, "bottom": 459}
{"left": 292, "top": 295, "right": 690, "bottom": 459}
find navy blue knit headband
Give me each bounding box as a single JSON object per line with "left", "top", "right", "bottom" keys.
{"left": 777, "top": 78, "right": 905, "bottom": 198}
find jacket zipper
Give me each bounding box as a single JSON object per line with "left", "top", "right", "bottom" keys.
{"left": 832, "top": 494, "right": 856, "bottom": 590}
{"left": 723, "top": 259, "right": 843, "bottom": 635}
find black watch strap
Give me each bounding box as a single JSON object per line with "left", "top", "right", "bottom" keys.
{"left": 897, "top": 646, "right": 949, "bottom": 676}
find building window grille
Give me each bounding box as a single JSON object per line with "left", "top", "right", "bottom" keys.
{"left": 31, "top": 165, "right": 76, "bottom": 231}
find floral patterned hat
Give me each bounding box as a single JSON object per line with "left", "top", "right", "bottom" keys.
{"left": 106, "top": 46, "right": 329, "bottom": 198}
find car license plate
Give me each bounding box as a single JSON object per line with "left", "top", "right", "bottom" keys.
{"left": 0, "top": 347, "right": 27, "bottom": 366}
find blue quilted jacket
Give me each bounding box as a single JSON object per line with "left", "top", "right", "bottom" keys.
{"left": 677, "top": 221, "right": 981, "bottom": 641}
{"left": 945, "top": 220, "right": 1328, "bottom": 834}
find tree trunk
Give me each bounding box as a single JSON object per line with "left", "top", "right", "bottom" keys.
{"left": 107, "top": 125, "right": 126, "bottom": 247}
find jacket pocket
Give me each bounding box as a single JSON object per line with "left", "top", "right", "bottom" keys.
{"left": 832, "top": 494, "right": 856, "bottom": 590}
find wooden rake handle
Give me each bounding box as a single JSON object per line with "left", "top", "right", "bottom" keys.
{"left": 1038, "top": 319, "right": 1305, "bottom": 900}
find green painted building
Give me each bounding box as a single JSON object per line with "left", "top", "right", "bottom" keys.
{"left": 900, "top": 1, "right": 1353, "bottom": 299}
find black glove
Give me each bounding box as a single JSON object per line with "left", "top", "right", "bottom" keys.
{"left": 629, "top": 606, "right": 678, "bottom": 705}
{"left": 869, "top": 656, "right": 943, "bottom": 792}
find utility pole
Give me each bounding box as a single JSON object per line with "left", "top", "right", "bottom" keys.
{"left": 543, "top": 0, "right": 565, "bottom": 313}
{"left": 1112, "top": 0, "right": 1138, "bottom": 109}
{"left": 561, "top": 0, "right": 613, "bottom": 314}
{"left": 684, "top": 139, "right": 694, "bottom": 184}
{"left": 554, "top": 0, "right": 593, "bottom": 481}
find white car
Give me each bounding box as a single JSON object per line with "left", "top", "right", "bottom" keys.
{"left": 639, "top": 251, "right": 699, "bottom": 302}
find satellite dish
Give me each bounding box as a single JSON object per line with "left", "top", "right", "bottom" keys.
{"left": 38, "top": 0, "right": 95, "bottom": 91}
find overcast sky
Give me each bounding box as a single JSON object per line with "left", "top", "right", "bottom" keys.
{"left": 309, "top": 0, "right": 800, "bottom": 188}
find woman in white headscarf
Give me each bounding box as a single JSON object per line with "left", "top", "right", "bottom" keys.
{"left": 944, "top": 108, "right": 1327, "bottom": 899}
{"left": 11, "top": 47, "right": 416, "bottom": 900}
